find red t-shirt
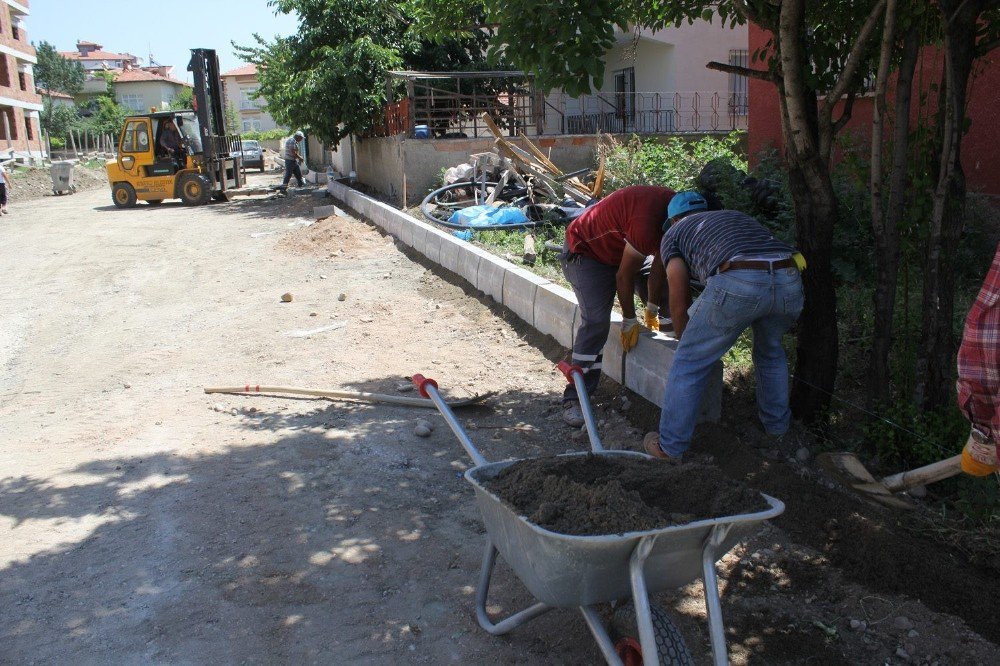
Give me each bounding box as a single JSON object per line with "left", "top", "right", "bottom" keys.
{"left": 565, "top": 185, "right": 675, "bottom": 265}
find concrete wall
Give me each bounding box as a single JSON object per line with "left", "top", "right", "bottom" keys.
{"left": 115, "top": 80, "right": 185, "bottom": 112}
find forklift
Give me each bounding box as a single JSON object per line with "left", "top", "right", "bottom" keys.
{"left": 106, "top": 48, "right": 244, "bottom": 207}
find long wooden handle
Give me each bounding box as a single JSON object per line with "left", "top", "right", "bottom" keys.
{"left": 203, "top": 385, "right": 488, "bottom": 408}
{"left": 880, "top": 454, "right": 963, "bottom": 492}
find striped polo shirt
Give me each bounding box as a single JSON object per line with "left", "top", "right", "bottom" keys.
{"left": 660, "top": 210, "right": 793, "bottom": 282}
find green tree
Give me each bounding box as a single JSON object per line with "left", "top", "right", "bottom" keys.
{"left": 33, "top": 41, "right": 85, "bottom": 135}
{"left": 41, "top": 98, "right": 80, "bottom": 138}
{"left": 233, "top": 0, "right": 497, "bottom": 144}
{"left": 224, "top": 101, "right": 241, "bottom": 134}
{"left": 169, "top": 88, "right": 194, "bottom": 111}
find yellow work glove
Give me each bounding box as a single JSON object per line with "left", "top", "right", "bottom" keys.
{"left": 643, "top": 303, "right": 660, "bottom": 332}
{"left": 620, "top": 318, "right": 641, "bottom": 353}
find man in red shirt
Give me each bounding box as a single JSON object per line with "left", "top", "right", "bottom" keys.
{"left": 957, "top": 242, "right": 1000, "bottom": 476}
{"left": 559, "top": 185, "right": 675, "bottom": 426}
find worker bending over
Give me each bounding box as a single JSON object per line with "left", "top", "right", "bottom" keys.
{"left": 560, "top": 185, "right": 675, "bottom": 427}
{"left": 644, "top": 191, "right": 804, "bottom": 461}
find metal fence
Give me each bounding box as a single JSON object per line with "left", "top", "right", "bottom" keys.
{"left": 365, "top": 73, "right": 749, "bottom": 138}
{"left": 544, "top": 91, "right": 748, "bottom": 135}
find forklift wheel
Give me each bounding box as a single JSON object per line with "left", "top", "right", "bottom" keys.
{"left": 112, "top": 182, "right": 137, "bottom": 208}
{"left": 178, "top": 173, "right": 211, "bottom": 206}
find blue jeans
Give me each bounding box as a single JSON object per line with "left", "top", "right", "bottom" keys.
{"left": 657, "top": 268, "right": 804, "bottom": 456}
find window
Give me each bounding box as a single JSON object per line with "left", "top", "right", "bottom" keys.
{"left": 728, "top": 49, "right": 749, "bottom": 118}
{"left": 25, "top": 114, "right": 32, "bottom": 140}
{"left": 0, "top": 56, "right": 9, "bottom": 88}
{"left": 118, "top": 93, "right": 144, "bottom": 112}
{"left": 18, "top": 71, "right": 26, "bottom": 91}
{"left": 121, "top": 120, "right": 149, "bottom": 153}
{"left": 0, "top": 107, "right": 17, "bottom": 140}
{"left": 242, "top": 119, "right": 262, "bottom": 132}
{"left": 240, "top": 88, "right": 263, "bottom": 111}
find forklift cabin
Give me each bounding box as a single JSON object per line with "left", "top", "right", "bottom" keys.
{"left": 106, "top": 48, "right": 244, "bottom": 207}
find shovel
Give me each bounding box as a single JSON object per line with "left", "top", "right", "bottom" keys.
{"left": 816, "top": 451, "right": 963, "bottom": 509}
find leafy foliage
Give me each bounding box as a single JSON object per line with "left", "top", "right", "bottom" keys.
{"left": 80, "top": 97, "right": 130, "bottom": 137}
{"left": 169, "top": 88, "right": 194, "bottom": 111}
{"left": 41, "top": 99, "right": 80, "bottom": 138}
{"left": 601, "top": 133, "right": 747, "bottom": 192}
{"left": 34, "top": 41, "right": 84, "bottom": 96}
{"left": 242, "top": 128, "right": 289, "bottom": 141}
{"left": 234, "top": 0, "right": 497, "bottom": 144}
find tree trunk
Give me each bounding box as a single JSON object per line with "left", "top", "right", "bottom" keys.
{"left": 913, "top": 0, "right": 981, "bottom": 411}
{"left": 869, "top": 20, "right": 920, "bottom": 406}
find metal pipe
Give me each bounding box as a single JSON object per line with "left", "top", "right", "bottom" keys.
{"left": 628, "top": 536, "right": 659, "bottom": 665}
{"left": 702, "top": 525, "right": 731, "bottom": 666}
{"left": 558, "top": 362, "right": 605, "bottom": 452}
{"left": 413, "top": 374, "right": 488, "bottom": 467}
{"left": 475, "top": 541, "right": 551, "bottom": 634}
{"left": 579, "top": 606, "right": 624, "bottom": 666}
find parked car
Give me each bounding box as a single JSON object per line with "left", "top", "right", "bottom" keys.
{"left": 240, "top": 139, "right": 265, "bottom": 172}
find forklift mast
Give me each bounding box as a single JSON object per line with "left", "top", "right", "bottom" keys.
{"left": 187, "top": 48, "right": 242, "bottom": 190}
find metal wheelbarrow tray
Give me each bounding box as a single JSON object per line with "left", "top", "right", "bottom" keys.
{"left": 413, "top": 365, "right": 785, "bottom": 665}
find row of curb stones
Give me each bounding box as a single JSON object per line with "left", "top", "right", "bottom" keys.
{"left": 327, "top": 180, "right": 721, "bottom": 422}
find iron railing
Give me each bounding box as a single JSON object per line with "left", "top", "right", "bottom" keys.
{"left": 544, "top": 91, "right": 749, "bottom": 135}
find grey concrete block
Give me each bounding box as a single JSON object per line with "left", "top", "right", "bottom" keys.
{"left": 624, "top": 335, "right": 675, "bottom": 405}
{"left": 533, "top": 283, "right": 578, "bottom": 349}
{"left": 476, "top": 255, "right": 508, "bottom": 303}
{"left": 410, "top": 224, "right": 429, "bottom": 256}
{"left": 398, "top": 216, "right": 415, "bottom": 247}
{"left": 438, "top": 235, "right": 468, "bottom": 275}
{"left": 503, "top": 266, "right": 549, "bottom": 328}
{"left": 327, "top": 181, "right": 349, "bottom": 200}
{"left": 420, "top": 227, "right": 446, "bottom": 265}
{"left": 456, "top": 244, "right": 488, "bottom": 286}
{"left": 602, "top": 317, "right": 625, "bottom": 383}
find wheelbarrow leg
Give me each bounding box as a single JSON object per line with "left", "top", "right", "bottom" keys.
{"left": 475, "top": 540, "right": 552, "bottom": 635}
{"left": 579, "top": 605, "right": 624, "bottom": 666}
{"left": 628, "top": 535, "right": 660, "bottom": 665}
{"left": 701, "top": 524, "right": 732, "bottom": 666}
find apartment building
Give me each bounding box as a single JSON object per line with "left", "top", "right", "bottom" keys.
{"left": 0, "top": 0, "right": 43, "bottom": 158}
{"left": 220, "top": 64, "right": 281, "bottom": 133}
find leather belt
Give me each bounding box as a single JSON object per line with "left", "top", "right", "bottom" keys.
{"left": 717, "top": 258, "right": 797, "bottom": 274}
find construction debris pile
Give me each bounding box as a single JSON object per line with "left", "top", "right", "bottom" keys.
{"left": 420, "top": 113, "right": 606, "bottom": 230}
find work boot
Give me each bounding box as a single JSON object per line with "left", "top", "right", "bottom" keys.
{"left": 562, "top": 402, "right": 585, "bottom": 427}
{"left": 643, "top": 432, "right": 682, "bottom": 463}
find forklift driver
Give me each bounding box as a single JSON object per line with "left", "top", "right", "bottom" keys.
{"left": 158, "top": 118, "right": 185, "bottom": 166}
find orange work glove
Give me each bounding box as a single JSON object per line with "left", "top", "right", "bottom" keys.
{"left": 643, "top": 303, "right": 660, "bottom": 332}
{"left": 620, "top": 318, "right": 641, "bottom": 353}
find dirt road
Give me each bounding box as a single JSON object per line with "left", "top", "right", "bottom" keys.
{"left": 1, "top": 177, "right": 998, "bottom": 664}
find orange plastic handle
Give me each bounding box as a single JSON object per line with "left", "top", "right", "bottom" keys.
{"left": 556, "top": 361, "right": 584, "bottom": 383}
{"left": 412, "top": 373, "right": 438, "bottom": 398}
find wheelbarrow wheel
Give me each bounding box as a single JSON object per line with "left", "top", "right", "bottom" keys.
{"left": 609, "top": 602, "right": 694, "bottom": 666}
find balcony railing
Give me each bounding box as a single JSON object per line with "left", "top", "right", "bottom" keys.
{"left": 545, "top": 91, "right": 748, "bottom": 135}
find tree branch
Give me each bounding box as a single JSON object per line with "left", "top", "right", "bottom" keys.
{"left": 732, "top": 0, "right": 764, "bottom": 26}
{"left": 706, "top": 60, "right": 776, "bottom": 82}
{"left": 822, "top": 0, "right": 887, "bottom": 116}
{"left": 832, "top": 91, "right": 857, "bottom": 135}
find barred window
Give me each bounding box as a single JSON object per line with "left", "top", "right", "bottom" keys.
{"left": 728, "top": 49, "right": 749, "bottom": 117}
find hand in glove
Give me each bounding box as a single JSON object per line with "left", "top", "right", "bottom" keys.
{"left": 643, "top": 303, "right": 660, "bottom": 332}
{"left": 620, "top": 318, "right": 642, "bottom": 353}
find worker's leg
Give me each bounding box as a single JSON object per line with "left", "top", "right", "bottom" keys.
{"left": 292, "top": 161, "right": 304, "bottom": 187}
{"left": 560, "top": 244, "right": 618, "bottom": 403}
{"left": 656, "top": 271, "right": 765, "bottom": 456}
{"left": 282, "top": 160, "right": 294, "bottom": 186}
{"left": 750, "top": 268, "right": 804, "bottom": 435}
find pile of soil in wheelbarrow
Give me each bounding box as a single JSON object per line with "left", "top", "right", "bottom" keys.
{"left": 485, "top": 455, "right": 769, "bottom": 536}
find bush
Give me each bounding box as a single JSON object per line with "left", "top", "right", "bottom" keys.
{"left": 242, "top": 128, "right": 289, "bottom": 141}
{"left": 601, "top": 132, "right": 747, "bottom": 193}
{"left": 49, "top": 136, "right": 66, "bottom": 149}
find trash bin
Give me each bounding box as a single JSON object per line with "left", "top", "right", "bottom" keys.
{"left": 50, "top": 161, "right": 76, "bottom": 195}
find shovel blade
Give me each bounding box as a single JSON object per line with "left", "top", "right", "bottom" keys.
{"left": 816, "top": 452, "right": 914, "bottom": 510}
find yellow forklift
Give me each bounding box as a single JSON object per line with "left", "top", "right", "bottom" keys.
{"left": 106, "top": 49, "right": 244, "bottom": 207}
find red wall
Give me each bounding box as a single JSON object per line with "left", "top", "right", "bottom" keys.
{"left": 748, "top": 24, "right": 1000, "bottom": 196}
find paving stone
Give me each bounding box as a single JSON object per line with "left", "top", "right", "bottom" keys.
{"left": 533, "top": 283, "right": 578, "bottom": 349}
{"left": 456, "top": 243, "right": 489, "bottom": 286}
{"left": 476, "top": 255, "right": 507, "bottom": 303}
{"left": 502, "top": 266, "right": 549, "bottom": 326}
{"left": 438, "top": 234, "right": 467, "bottom": 275}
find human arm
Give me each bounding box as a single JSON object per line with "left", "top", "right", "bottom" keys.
{"left": 666, "top": 257, "right": 692, "bottom": 339}
{"left": 643, "top": 254, "right": 666, "bottom": 329}
{"left": 615, "top": 242, "right": 647, "bottom": 320}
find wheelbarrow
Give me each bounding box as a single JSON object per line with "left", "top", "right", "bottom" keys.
{"left": 412, "top": 362, "right": 785, "bottom": 665}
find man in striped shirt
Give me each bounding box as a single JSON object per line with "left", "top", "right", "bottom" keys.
{"left": 643, "top": 191, "right": 804, "bottom": 461}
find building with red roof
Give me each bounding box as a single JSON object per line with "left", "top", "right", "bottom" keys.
{"left": 221, "top": 63, "right": 283, "bottom": 133}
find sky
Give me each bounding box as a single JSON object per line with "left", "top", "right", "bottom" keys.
{"left": 27, "top": 0, "right": 301, "bottom": 80}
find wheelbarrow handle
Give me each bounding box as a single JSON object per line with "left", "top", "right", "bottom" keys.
{"left": 412, "top": 373, "right": 489, "bottom": 468}
{"left": 554, "top": 363, "right": 605, "bottom": 453}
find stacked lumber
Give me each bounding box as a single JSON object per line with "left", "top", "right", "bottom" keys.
{"left": 479, "top": 113, "right": 604, "bottom": 203}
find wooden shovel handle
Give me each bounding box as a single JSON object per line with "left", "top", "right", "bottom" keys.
{"left": 880, "top": 454, "right": 963, "bottom": 493}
